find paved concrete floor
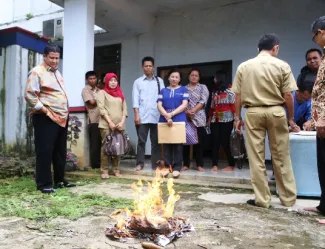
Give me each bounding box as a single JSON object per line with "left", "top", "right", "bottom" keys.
{"left": 119, "top": 158, "right": 273, "bottom": 185}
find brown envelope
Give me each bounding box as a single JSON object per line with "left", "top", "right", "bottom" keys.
{"left": 158, "top": 122, "right": 186, "bottom": 144}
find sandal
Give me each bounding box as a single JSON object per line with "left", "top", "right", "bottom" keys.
{"left": 172, "top": 171, "right": 180, "bottom": 178}
{"left": 181, "top": 166, "right": 189, "bottom": 172}
{"left": 222, "top": 166, "right": 235, "bottom": 172}
{"left": 114, "top": 170, "right": 122, "bottom": 177}
{"left": 135, "top": 165, "right": 144, "bottom": 171}
{"left": 101, "top": 172, "right": 109, "bottom": 179}
{"left": 160, "top": 168, "right": 170, "bottom": 177}
{"left": 197, "top": 166, "right": 205, "bottom": 172}
{"left": 211, "top": 166, "right": 218, "bottom": 172}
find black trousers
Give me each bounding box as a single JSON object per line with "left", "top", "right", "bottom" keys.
{"left": 136, "top": 124, "right": 161, "bottom": 169}
{"left": 33, "top": 114, "right": 67, "bottom": 190}
{"left": 164, "top": 144, "right": 183, "bottom": 171}
{"left": 88, "top": 123, "right": 101, "bottom": 169}
{"left": 210, "top": 121, "right": 235, "bottom": 166}
{"left": 183, "top": 126, "right": 206, "bottom": 168}
{"left": 317, "top": 137, "right": 325, "bottom": 214}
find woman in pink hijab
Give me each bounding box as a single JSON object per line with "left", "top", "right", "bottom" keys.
{"left": 96, "top": 73, "right": 128, "bottom": 179}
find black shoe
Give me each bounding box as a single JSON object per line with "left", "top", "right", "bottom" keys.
{"left": 54, "top": 181, "right": 76, "bottom": 189}
{"left": 39, "top": 188, "right": 56, "bottom": 194}
{"left": 247, "top": 199, "right": 257, "bottom": 206}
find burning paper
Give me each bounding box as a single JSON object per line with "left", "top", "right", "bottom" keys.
{"left": 105, "top": 169, "right": 194, "bottom": 247}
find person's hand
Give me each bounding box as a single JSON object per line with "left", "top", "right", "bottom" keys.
{"left": 164, "top": 113, "right": 172, "bottom": 121}
{"left": 316, "top": 126, "right": 325, "bottom": 138}
{"left": 234, "top": 120, "right": 243, "bottom": 134}
{"left": 288, "top": 120, "right": 300, "bottom": 132}
{"left": 167, "top": 119, "right": 173, "bottom": 127}
{"left": 41, "top": 106, "right": 48, "bottom": 114}
{"left": 116, "top": 121, "right": 125, "bottom": 131}
{"left": 134, "top": 114, "right": 141, "bottom": 125}
{"left": 207, "top": 119, "right": 211, "bottom": 127}
{"left": 108, "top": 121, "right": 116, "bottom": 130}
{"left": 303, "top": 120, "right": 313, "bottom": 131}
{"left": 186, "top": 109, "right": 195, "bottom": 118}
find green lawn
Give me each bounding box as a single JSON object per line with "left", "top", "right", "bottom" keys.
{"left": 0, "top": 177, "right": 133, "bottom": 220}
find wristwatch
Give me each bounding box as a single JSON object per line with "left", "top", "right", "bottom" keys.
{"left": 234, "top": 116, "right": 242, "bottom": 121}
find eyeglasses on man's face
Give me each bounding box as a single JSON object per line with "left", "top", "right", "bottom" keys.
{"left": 312, "top": 31, "right": 320, "bottom": 42}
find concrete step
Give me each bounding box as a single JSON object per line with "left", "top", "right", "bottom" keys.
{"left": 66, "top": 170, "right": 276, "bottom": 192}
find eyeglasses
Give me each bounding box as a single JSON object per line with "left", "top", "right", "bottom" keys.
{"left": 312, "top": 31, "right": 320, "bottom": 42}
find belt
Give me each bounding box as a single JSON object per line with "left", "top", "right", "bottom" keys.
{"left": 244, "top": 105, "right": 281, "bottom": 108}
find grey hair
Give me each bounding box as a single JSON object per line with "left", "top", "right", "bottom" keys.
{"left": 311, "top": 16, "right": 325, "bottom": 34}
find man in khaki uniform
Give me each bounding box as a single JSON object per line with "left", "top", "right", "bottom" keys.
{"left": 82, "top": 71, "right": 101, "bottom": 169}
{"left": 232, "top": 34, "right": 297, "bottom": 208}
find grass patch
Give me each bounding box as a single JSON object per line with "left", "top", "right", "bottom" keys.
{"left": 0, "top": 177, "right": 133, "bottom": 220}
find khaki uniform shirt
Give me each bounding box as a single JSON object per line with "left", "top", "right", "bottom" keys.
{"left": 96, "top": 90, "right": 128, "bottom": 130}
{"left": 81, "top": 85, "right": 100, "bottom": 124}
{"left": 232, "top": 52, "right": 297, "bottom": 107}
{"left": 312, "top": 51, "right": 325, "bottom": 127}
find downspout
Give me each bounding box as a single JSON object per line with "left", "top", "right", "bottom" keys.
{"left": 1, "top": 47, "right": 6, "bottom": 152}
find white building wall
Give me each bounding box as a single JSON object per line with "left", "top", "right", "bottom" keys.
{"left": 0, "top": 0, "right": 63, "bottom": 33}
{"left": 0, "top": 0, "right": 101, "bottom": 35}
{"left": 0, "top": 0, "right": 62, "bottom": 24}
{"left": 0, "top": 45, "right": 42, "bottom": 152}
{"left": 116, "top": 0, "right": 325, "bottom": 158}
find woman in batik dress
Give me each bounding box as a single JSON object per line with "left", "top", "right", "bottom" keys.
{"left": 182, "top": 68, "right": 209, "bottom": 172}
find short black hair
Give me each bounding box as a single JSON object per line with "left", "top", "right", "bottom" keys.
{"left": 142, "top": 56, "right": 155, "bottom": 66}
{"left": 85, "top": 71, "right": 97, "bottom": 79}
{"left": 258, "top": 33, "right": 280, "bottom": 52}
{"left": 188, "top": 68, "right": 201, "bottom": 78}
{"left": 298, "top": 80, "right": 314, "bottom": 94}
{"left": 168, "top": 68, "right": 182, "bottom": 81}
{"left": 311, "top": 16, "right": 325, "bottom": 34}
{"left": 44, "top": 43, "right": 61, "bottom": 55}
{"left": 305, "top": 48, "right": 322, "bottom": 60}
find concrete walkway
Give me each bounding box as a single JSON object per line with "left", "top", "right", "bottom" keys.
{"left": 118, "top": 158, "right": 273, "bottom": 185}
{"left": 198, "top": 192, "right": 320, "bottom": 213}
{"left": 68, "top": 158, "right": 275, "bottom": 191}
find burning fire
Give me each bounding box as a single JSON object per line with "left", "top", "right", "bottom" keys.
{"left": 106, "top": 168, "right": 194, "bottom": 246}
{"left": 132, "top": 169, "right": 180, "bottom": 219}
{"left": 112, "top": 169, "right": 180, "bottom": 229}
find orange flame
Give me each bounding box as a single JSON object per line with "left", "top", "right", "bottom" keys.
{"left": 111, "top": 168, "right": 180, "bottom": 225}
{"left": 132, "top": 168, "right": 180, "bottom": 218}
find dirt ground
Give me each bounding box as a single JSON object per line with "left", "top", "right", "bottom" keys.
{"left": 0, "top": 181, "right": 325, "bottom": 249}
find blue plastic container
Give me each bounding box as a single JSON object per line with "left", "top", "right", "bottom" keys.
{"left": 289, "top": 133, "right": 321, "bottom": 197}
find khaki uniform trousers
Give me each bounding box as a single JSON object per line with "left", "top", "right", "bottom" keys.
{"left": 245, "top": 106, "right": 296, "bottom": 208}
{"left": 100, "top": 129, "right": 121, "bottom": 172}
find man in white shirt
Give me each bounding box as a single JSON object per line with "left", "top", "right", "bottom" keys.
{"left": 132, "top": 56, "right": 165, "bottom": 171}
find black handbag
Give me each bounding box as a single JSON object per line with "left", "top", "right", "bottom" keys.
{"left": 230, "top": 131, "right": 246, "bottom": 169}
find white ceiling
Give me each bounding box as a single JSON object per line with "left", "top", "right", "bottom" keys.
{"left": 50, "top": 0, "right": 256, "bottom": 39}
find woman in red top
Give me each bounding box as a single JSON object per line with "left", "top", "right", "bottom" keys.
{"left": 208, "top": 71, "right": 236, "bottom": 172}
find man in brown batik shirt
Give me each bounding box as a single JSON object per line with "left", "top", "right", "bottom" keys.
{"left": 304, "top": 16, "right": 325, "bottom": 224}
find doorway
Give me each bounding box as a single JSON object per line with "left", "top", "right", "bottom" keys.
{"left": 157, "top": 60, "right": 233, "bottom": 161}
{"left": 94, "top": 43, "right": 121, "bottom": 87}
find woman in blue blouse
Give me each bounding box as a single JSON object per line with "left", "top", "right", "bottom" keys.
{"left": 157, "top": 68, "right": 189, "bottom": 178}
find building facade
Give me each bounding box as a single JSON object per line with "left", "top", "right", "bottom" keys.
{"left": 1, "top": 0, "right": 324, "bottom": 166}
